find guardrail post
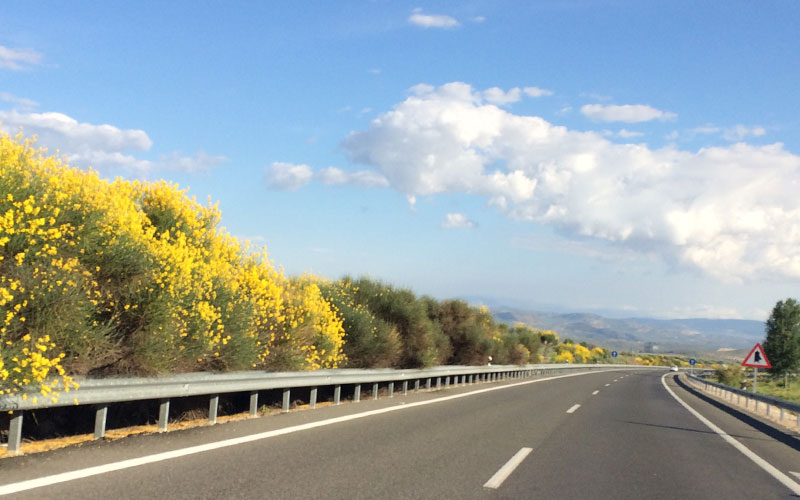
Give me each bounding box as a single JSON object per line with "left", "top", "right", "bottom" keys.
{"left": 426, "top": 378, "right": 431, "bottom": 390}
{"left": 7, "top": 411, "right": 22, "bottom": 454}
{"left": 249, "top": 391, "right": 259, "bottom": 417}
{"left": 209, "top": 394, "right": 219, "bottom": 424}
{"left": 436, "top": 377, "right": 441, "bottom": 389}
{"left": 354, "top": 384, "right": 361, "bottom": 402}
{"left": 334, "top": 385, "right": 341, "bottom": 405}
{"left": 445, "top": 376, "right": 450, "bottom": 388}
{"left": 469, "top": 375, "right": 474, "bottom": 384}
{"left": 282, "top": 389, "right": 290, "bottom": 413}
{"left": 158, "top": 399, "right": 170, "bottom": 433}
{"left": 310, "top": 388, "right": 318, "bottom": 409}
{"left": 402, "top": 381, "right": 408, "bottom": 395}
{"left": 94, "top": 405, "right": 108, "bottom": 440}
{"left": 388, "top": 382, "right": 394, "bottom": 397}
{"left": 414, "top": 380, "right": 420, "bottom": 392}
{"left": 373, "top": 383, "right": 379, "bottom": 400}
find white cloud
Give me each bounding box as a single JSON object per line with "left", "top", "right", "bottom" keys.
{"left": 483, "top": 87, "right": 521, "bottom": 105}
{"left": 581, "top": 103, "right": 677, "bottom": 123}
{"left": 343, "top": 81, "right": 800, "bottom": 282}
{"left": 0, "top": 109, "right": 225, "bottom": 175}
{"left": 0, "top": 91, "right": 38, "bottom": 109}
{"left": 523, "top": 86, "right": 553, "bottom": 98}
{"left": 0, "top": 46, "right": 42, "bottom": 71}
{"left": 408, "top": 8, "right": 459, "bottom": 28}
{"left": 723, "top": 125, "right": 766, "bottom": 141}
{"left": 159, "top": 151, "right": 227, "bottom": 173}
{"left": 265, "top": 162, "right": 313, "bottom": 190}
{"left": 442, "top": 213, "right": 477, "bottom": 229}
{"left": 691, "top": 125, "right": 720, "bottom": 135}
{"left": 668, "top": 124, "right": 766, "bottom": 143}
{"left": 617, "top": 129, "right": 644, "bottom": 138}
{"left": 472, "top": 16, "right": 486, "bottom": 23}
{"left": 318, "top": 166, "right": 389, "bottom": 187}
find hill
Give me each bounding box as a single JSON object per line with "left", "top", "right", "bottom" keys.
{"left": 492, "top": 309, "right": 764, "bottom": 356}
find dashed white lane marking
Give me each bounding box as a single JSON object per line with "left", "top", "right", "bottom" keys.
{"left": 483, "top": 447, "right": 533, "bottom": 489}
{"left": 605, "top": 383, "right": 611, "bottom": 387}
{"left": 0, "top": 370, "right": 603, "bottom": 496}
{"left": 592, "top": 390, "right": 599, "bottom": 395}
{"left": 661, "top": 374, "right": 800, "bottom": 496}
{"left": 791, "top": 472, "right": 800, "bottom": 480}
{"left": 566, "top": 404, "right": 581, "bottom": 414}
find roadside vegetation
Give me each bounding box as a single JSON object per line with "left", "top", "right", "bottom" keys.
{"left": 0, "top": 131, "right": 688, "bottom": 402}
{"left": 703, "top": 298, "right": 800, "bottom": 404}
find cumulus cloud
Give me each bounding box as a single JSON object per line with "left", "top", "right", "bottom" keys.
{"left": 483, "top": 87, "right": 521, "bottom": 105}
{"left": 408, "top": 8, "right": 459, "bottom": 28}
{"left": 442, "top": 213, "right": 477, "bottom": 229}
{"left": 318, "top": 167, "right": 389, "bottom": 187}
{"left": 0, "top": 46, "right": 42, "bottom": 71}
{"left": 343, "top": 81, "right": 800, "bottom": 282}
{"left": 0, "top": 109, "right": 225, "bottom": 174}
{"left": 265, "top": 162, "right": 314, "bottom": 190}
{"left": 523, "top": 86, "right": 553, "bottom": 98}
{"left": 581, "top": 103, "right": 677, "bottom": 123}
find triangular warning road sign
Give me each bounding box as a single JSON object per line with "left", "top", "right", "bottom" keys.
{"left": 741, "top": 343, "right": 771, "bottom": 368}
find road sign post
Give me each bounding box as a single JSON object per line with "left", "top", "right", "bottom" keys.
{"left": 741, "top": 343, "right": 771, "bottom": 394}
{"left": 611, "top": 351, "right": 618, "bottom": 364}
{"left": 689, "top": 358, "right": 696, "bottom": 376}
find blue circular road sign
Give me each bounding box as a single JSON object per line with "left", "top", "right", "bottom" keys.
{"left": 611, "top": 351, "right": 618, "bottom": 358}
{"left": 689, "top": 358, "right": 696, "bottom": 365}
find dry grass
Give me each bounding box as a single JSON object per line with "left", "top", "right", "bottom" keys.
{"left": 0, "top": 400, "right": 339, "bottom": 459}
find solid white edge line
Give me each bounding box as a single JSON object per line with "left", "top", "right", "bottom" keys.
{"left": 566, "top": 404, "right": 581, "bottom": 414}
{"left": 661, "top": 373, "right": 800, "bottom": 496}
{"left": 483, "top": 447, "right": 533, "bottom": 489}
{"left": 592, "top": 390, "right": 599, "bottom": 395}
{"left": 0, "top": 369, "right": 607, "bottom": 496}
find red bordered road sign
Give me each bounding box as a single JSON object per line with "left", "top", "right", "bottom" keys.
{"left": 741, "top": 343, "right": 771, "bottom": 368}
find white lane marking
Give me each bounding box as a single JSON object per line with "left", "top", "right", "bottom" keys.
{"left": 0, "top": 370, "right": 602, "bottom": 496}
{"left": 483, "top": 447, "right": 533, "bottom": 489}
{"left": 566, "top": 404, "right": 581, "bottom": 414}
{"left": 613, "top": 379, "right": 618, "bottom": 382}
{"left": 605, "top": 383, "right": 611, "bottom": 387}
{"left": 661, "top": 374, "right": 800, "bottom": 496}
{"left": 592, "top": 390, "right": 599, "bottom": 395}
{"left": 791, "top": 472, "right": 800, "bottom": 480}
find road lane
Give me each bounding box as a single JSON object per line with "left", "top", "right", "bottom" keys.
{"left": 3, "top": 369, "right": 798, "bottom": 499}
{"left": 0, "top": 370, "right": 621, "bottom": 499}
{"left": 498, "top": 371, "right": 799, "bottom": 499}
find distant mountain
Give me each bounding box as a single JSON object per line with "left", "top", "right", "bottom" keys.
{"left": 492, "top": 308, "right": 765, "bottom": 356}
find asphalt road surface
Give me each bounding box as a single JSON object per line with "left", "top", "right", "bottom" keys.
{"left": 1, "top": 370, "right": 799, "bottom": 499}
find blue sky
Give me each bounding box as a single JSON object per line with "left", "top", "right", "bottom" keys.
{"left": 2, "top": 1, "right": 799, "bottom": 320}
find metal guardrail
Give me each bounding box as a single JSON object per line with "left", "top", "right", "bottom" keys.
{"left": 685, "top": 372, "right": 800, "bottom": 430}
{"left": 1, "top": 363, "right": 663, "bottom": 455}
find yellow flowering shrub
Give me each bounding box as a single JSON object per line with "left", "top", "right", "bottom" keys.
{"left": 555, "top": 350, "right": 574, "bottom": 363}
{"left": 0, "top": 130, "right": 345, "bottom": 400}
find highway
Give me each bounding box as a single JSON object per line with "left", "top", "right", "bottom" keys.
{"left": 1, "top": 370, "right": 799, "bottom": 499}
